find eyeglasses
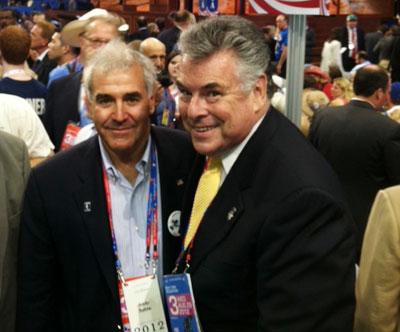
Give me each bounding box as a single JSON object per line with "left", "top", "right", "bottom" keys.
{"left": 81, "top": 34, "right": 111, "bottom": 47}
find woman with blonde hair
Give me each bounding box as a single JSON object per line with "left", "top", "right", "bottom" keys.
{"left": 330, "top": 77, "right": 353, "bottom": 106}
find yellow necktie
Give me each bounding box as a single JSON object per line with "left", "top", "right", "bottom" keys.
{"left": 184, "top": 158, "right": 221, "bottom": 249}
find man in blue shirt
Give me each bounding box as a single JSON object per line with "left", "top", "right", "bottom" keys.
{"left": 275, "top": 14, "right": 288, "bottom": 78}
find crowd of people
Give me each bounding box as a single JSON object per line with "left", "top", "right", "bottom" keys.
{"left": 0, "top": 5, "right": 400, "bottom": 332}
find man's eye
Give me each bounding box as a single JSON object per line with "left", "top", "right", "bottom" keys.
{"left": 96, "top": 96, "right": 113, "bottom": 106}
{"left": 205, "top": 90, "right": 221, "bottom": 102}
{"left": 124, "top": 95, "right": 140, "bottom": 105}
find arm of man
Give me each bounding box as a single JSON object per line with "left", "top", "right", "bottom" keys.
{"left": 276, "top": 46, "right": 287, "bottom": 75}
{"left": 17, "top": 170, "right": 58, "bottom": 332}
{"left": 384, "top": 126, "right": 400, "bottom": 185}
{"left": 354, "top": 187, "right": 400, "bottom": 332}
{"left": 257, "top": 188, "right": 356, "bottom": 331}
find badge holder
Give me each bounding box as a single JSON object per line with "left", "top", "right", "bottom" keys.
{"left": 122, "top": 273, "right": 168, "bottom": 332}
{"left": 163, "top": 273, "right": 202, "bottom": 332}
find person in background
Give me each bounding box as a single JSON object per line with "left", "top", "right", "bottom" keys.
{"left": 350, "top": 51, "right": 371, "bottom": 76}
{"left": 309, "top": 65, "right": 400, "bottom": 259}
{"left": 320, "top": 27, "right": 345, "bottom": 75}
{"left": 175, "top": 15, "right": 355, "bottom": 332}
{"left": 46, "top": 32, "right": 81, "bottom": 87}
{"left": 329, "top": 77, "right": 353, "bottom": 106}
{"left": 0, "top": 25, "right": 47, "bottom": 120}
{"left": 0, "top": 131, "right": 30, "bottom": 332}
{"left": 323, "top": 64, "right": 343, "bottom": 100}
{"left": 274, "top": 14, "right": 288, "bottom": 77}
{"left": 354, "top": 184, "right": 400, "bottom": 332}
{"left": 339, "top": 14, "right": 365, "bottom": 72}
{"left": 0, "top": 93, "right": 54, "bottom": 166}
{"left": 44, "top": 9, "right": 126, "bottom": 151}
{"left": 30, "top": 20, "right": 57, "bottom": 85}
{"left": 301, "top": 89, "right": 329, "bottom": 136}
{"left": 127, "top": 15, "right": 149, "bottom": 42}
{"left": 158, "top": 9, "right": 194, "bottom": 54}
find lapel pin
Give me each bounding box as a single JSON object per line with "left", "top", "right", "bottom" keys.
{"left": 176, "top": 179, "right": 184, "bottom": 186}
{"left": 227, "top": 207, "right": 238, "bottom": 222}
{"left": 83, "top": 201, "right": 92, "bottom": 213}
{"left": 167, "top": 210, "right": 181, "bottom": 237}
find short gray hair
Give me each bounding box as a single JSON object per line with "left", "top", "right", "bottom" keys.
{"left": 83, "top": 40, "right": 157, "bottom": 101}
{"left": 178, "top": 15, "right": 269, "bottom": 92}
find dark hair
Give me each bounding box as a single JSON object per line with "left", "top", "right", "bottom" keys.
{"left": 136, "top": 16, "right": 147, "bottom": 28}
{"left": 329, "top": 27, "right": 342, "bottom": 42}
{"left": 303, "top": 74, "right": 318, "bottom": 89}
{"left": 155, "top": 17, "right": 165, "bottom": 31}
{"left": 357, "top": 50, "right": 368, "bottom": 61}
{"left": 328, "top": 65, "right": 342, "bottom": 80}
{"left": 35, "top": 20, "right": 55, "bottom": 42}
{"left": 353, "top": 65, "right": 389, "bottom": 97}
{"left": 0, "top": 24, "right": 31, "bottom": 64}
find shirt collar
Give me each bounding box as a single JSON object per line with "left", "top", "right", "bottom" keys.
{"left": 99, "top": 136, "right": 152, "bottom": 181}
{"left": 37, "top": 48, "right": 49, "bottom": 61}
{"left": 219, "top": 114, "right": 265, "bottom": 177}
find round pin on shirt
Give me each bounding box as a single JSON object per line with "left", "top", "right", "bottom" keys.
{"left": 167, "top": 210, "right": 181, "bottom": 237}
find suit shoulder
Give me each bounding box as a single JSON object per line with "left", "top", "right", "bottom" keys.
{"left": 0, "top": 131, "right": 27, "bottom": 159}
{"left": 48, "top": 72, "right": 80, "bottom": 91}
{"left": 152, "top": 127, "right": 193, "bottom": 151}
{"left": 34, "top": 137, "right": 96, "bottom": 175}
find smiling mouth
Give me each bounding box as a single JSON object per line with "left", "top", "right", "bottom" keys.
{"left": 193, "top": 126, "right": 217, "bottom": 132}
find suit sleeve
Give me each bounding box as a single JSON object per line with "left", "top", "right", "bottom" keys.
{"left": 354, "top": 188, "right": 400, "bottom": 332}
{"left": 384, "top": 125, "right": 400, "bottom": 185}
{"left": 256, "top": 188, "right": 356, "bottom": 331}
{"left": 17, "top": 171, "right": 57, "bottom": 332}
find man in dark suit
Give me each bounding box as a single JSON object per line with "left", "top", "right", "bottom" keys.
{"left": 30, "top": 20, "right": 57, "bottom": 85}
{"left": 17, "top": 41, "right": 195, "bottom": 332}
{"left": 43, "top": 9, "right": 125, "bottom": 150}
{"left": 127, "top": 15, "right": 150, "bottom": 42}
{"left": 175, "top": 16, "right": 356, "bottom": 332}
{"left": 310, "top": 65, "right": 400, "bottom": 258}
{"left": 340, "top": 14, "right": 365, "bottom": 72}
{"left": 0, "top": 132, "right": 30, "bottom": 332}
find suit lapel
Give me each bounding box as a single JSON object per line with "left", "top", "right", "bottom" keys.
{"left": 151, "top": 128, "right": 191, "bottom": 272}
{"left": 73, "top": 137, "right": 119, "bottom": 304}
{"left": 187, "top": 109, "right": 279, "bottom": 272}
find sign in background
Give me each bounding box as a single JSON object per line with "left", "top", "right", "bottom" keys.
{"left": 248, "top": 0, "right": 328, "bottom": 15}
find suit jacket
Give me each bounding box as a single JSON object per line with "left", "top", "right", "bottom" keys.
{"left": 32, "top": 53, "right": 57, "bottom": 86}
{"left": 17, "top": 127, "right": 195, "bottom": 332}
{"left": 309, "top": 100, "right": 400, "bottom": 256}
{"left": 340, "top": 27, "right": 365, "bottom": 71}
{"left": 178, "top": 108, "right": 356, "bottom": 332}
{"left": 43, "top": 71, "right": 81, "bottom": 150}
{"left": 355, "top": 185, "right": 400, "bottom": 332}
{"left": 0, "top": 131, "right": 30, "bottom": 332}
{"left": 127, "top": 27, "right": 150, "bottom": 42}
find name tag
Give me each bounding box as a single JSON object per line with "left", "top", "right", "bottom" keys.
{"left": 122, "top": 275, "right": 168, "bottom": 332}
{"left": 163, "top": 274, "right": 202, "bottom": 332}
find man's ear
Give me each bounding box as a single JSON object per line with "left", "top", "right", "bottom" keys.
{"left": 252, "top": 74, "right": 267, "bottom": 113}
{"left": 149, "top": 93, "right": 156, "bottom": 115}
{"left": 84, "top": 95, "right": 94, "bottom": 119}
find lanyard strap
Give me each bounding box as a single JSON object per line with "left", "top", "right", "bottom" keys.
{"left": 102, "top": 142, "right": 159, "bottom": 281}
{"left": 145, "top": 143, "right": 159, "bottom": 273}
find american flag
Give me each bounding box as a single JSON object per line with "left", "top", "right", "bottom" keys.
{"left": 248, "top": 0, "right": 329, "bottom": 15}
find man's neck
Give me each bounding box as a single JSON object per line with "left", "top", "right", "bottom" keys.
{"left": 103, "top": 136, "right": 150, "bottom": 184}
{"left": 2, "top": 62, "right": 31, "bottom": 81}
{"left": 352, "top": 96, "right": 379, "bottom": 110}
{"left": 59, "top": 53, "right": 75, "bottom": 66}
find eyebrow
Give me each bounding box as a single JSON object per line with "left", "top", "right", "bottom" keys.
{"left": 176, "top": 80, "right": 222, "bottom": 92}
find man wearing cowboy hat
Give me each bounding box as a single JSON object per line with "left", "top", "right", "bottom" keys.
{"left": 43, "top": 9, "right": 128, "bottom": 151}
